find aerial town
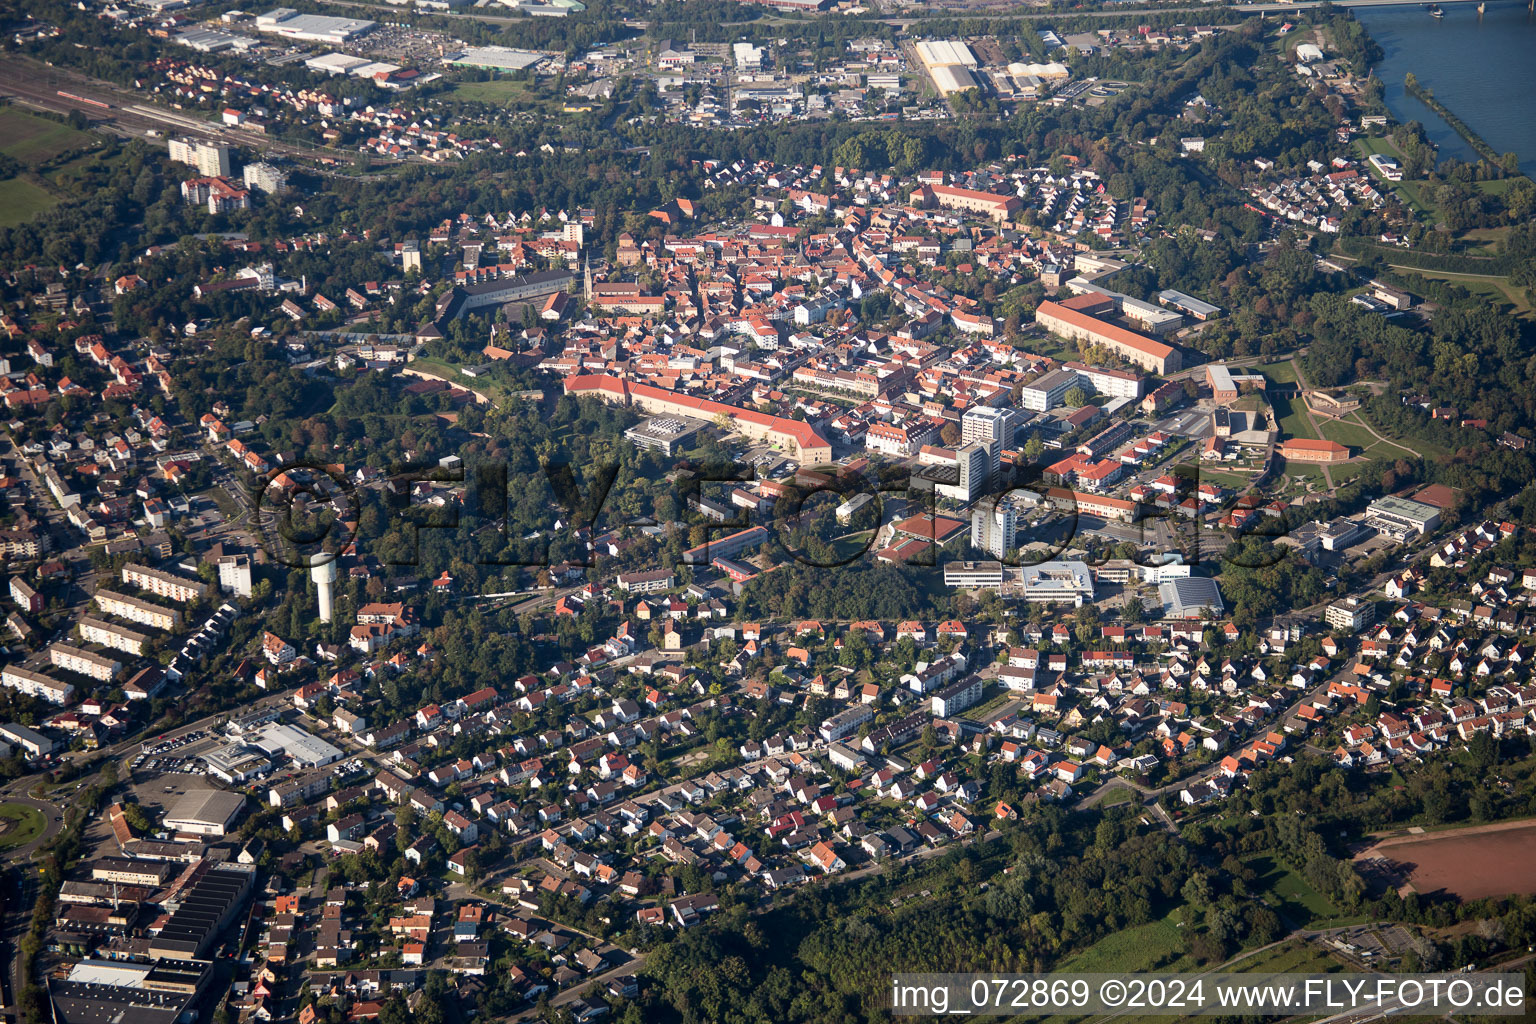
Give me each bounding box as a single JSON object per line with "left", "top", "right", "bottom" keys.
{"left": 0, "top": 0, "right": 1535, "bottom": 1020}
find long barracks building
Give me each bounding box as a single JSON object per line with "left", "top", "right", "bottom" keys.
{"left": 564, "top": 374, "right": 833, "bottom": 463}
{"left": 1035, "top": 295, "right": 1181, "bottom": 375}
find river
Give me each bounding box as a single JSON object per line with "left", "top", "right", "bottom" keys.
{"left": 1354, "top": 0, "right": 1536, "bottom": 168}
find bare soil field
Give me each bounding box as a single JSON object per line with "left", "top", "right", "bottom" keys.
{"left": 1354, "top": 820, "right": 1536, "bottom": 900}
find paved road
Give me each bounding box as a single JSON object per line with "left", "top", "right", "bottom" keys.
{"left": 0, "top": 791, "right": 61, "bottom": 862}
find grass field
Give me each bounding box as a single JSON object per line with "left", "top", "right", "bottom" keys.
{"left": 1317, "top": 416, "right": 1382, "bottom": 450}
{"left": 1196, "top": 469, "right": 1254, "bottom": 488}
{"left": 0, "top": 802, "right": 46, "bottom": 850}
{"left": 0, "top": 177, "right": 57, "bottom": 226}
{"left": 1350, "top": 409, "right": 1449, "bottom": 460}
{"left": 1281, "top": 462, "right": 1325, "bottom": 483}
{"left": 1098, "top": 786, "right": 1135, "bottom": 807}
{"left": 1234, "top": 938, "right": 1346, "bottom": 975}
{"left": 1393, "top": 266, "right": 1531, "bottom": 316}
{"left": 1328, "top": 462, "right": 1367, "bottom": 484}
{"left": 1269, "top": 393, "right": 1318, "bottom": 441}
{"left": 1245, "top": 854, "right": 1348, "bottom": 926}
{"left": 1254, "top": 360, "right": 1299, "bottom": 386}
{"left": 0, "top": 108, "right": 94, "bottom": 166}
{"left": 1057, "top": 908, "right": 1191, "bottom": 974}
{"left": 449, "top": 77, "right": 551, "bottom": 111}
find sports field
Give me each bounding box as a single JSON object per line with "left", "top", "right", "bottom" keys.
{"left": 1354, "top": 819, "right": 1536, "bottom": 900}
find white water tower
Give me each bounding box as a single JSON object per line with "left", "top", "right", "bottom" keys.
{"left": 310, "top": 557, "right": 338, "bottom": 624}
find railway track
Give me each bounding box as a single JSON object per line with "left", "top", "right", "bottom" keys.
{"left": 0, "top": 59, "right": 379, "bottom": 169}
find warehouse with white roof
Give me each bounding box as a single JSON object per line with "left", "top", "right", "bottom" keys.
{"left": 916, "top": 40, "right": 981, "bottom": 97}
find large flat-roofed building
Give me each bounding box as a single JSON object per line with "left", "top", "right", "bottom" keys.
{"left": 932, "top": 676, "right": 983, "bottom": 718}
{"left": 95, "top": 588, "right": 181, "bottom": 630}
{"left": 1016, "top": 560, "right": 1094, "bottom": 606}
{"left": 148, "top": 865, "right": 254, "bottom": 959}
{"left": 614, "top": 569, "right": 675, "bottom": 594}
{"left": 1, "top": 665, "right": 75, "bottom": 704}
{"left": 444, "top": 46, "right": 547, "bottom": 71}
{"left": 1064, "top": 361, "right": 1145, "bottom": 400}
{"left": 50, "top": 958, "right": 212, "bottom": 1024}
{"left": 943, "top": 560, "right": 1005, "bottom": 588}
{"left": 164, "top": 788, "right": 247, "bottom": 836}
{"left": 818, "top": 705, "right": 873, "bottom": 743}
{"left": 961, "top": 404, "right": 1019, "bottom": 449}
{"left": 1277, "top": 438, "right": 1349, "bottom": 464}
{"left": 1159, "top": 289, "right": 1221, "bottom": 321}
{"left": 201, "top": 743, "right": 272, "bottom": 785}
{"left": 91, "top": 858, "right": 175, "bottom": 886}
{"left": 49, "top": 643, "right": 122, "bottom": 682}
{"left": 970, "top": 495, "right": 1017, "bottom": 558}
{"left": 1158, "top": 576, "right": 1224, "bottom": 619}
{"left": 78, "top": 616, "right": 151, "bottom": 657}
{"left": 123, "top": 563, "right": 209, "bottom": 604}
{"left": 1020, "top": 367, "right": 1081, "bottom": 412}
{"left": 913, "top": 38, "right": 980, "bottom": 98}
{"left": 1035, "top": 295, "right": 1181, "bottom": 374}
{"left": 249, "top": 722, "right": 342, "bottom": 768}
{"left": 254, "top": 8, "right": 375, "bottom": 42}
{"left": 1325, "top": 596, "right": 1374, "bottom": 633}
{"left": 623, "top": 416, "right": 704, "bottom": 456}
{"left": 1365, "top": 496, "right": 1442, "bottom": 540}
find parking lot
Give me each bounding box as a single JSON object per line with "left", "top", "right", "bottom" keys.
{"left": 132, "top": 729, "right": 213, "bottom": 777}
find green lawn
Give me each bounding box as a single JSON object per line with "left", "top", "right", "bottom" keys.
{"left": 1057, "top": 908, "right": 1190, "bottom": 973}
{"left": 0, "top": 802, "right": 46, "bottom": 850}
{"left": 1195, "top": 468, "right": 1254, "bottom": 489}
{"left": 1099, "top": 786, "right": 1135, "bottom": 807}
{"left": 1354, "top": 135, "right": 1408, "bottom": 165}
{"left": 1254, "top": 360, "right": 1299, "bottom": 386}
{"left": 449, "top": 77, "right": 551, "bottom": 111}
{"left": 1394, "top": 266, "right": 1531, "bottom": 316}
{"left": 1281, "top": 462, "right": 1325, "bottom": 483}
{"left": 0, "top": 108, "right": 94, "bottom": 165}
{"left": 1350, "top": 410, "right": 1449, "bottom": 460}
{"left": 1269, "top": 393, "right": 1319, "bottom": 441}
{"left": 1327, "top": 462, "right": 1367, "bottom": 484}
{"left": 1317, "top": 415, "right": 1381, "bottom": 450}
{"left": 1244, "top": 854, "right": 1345, "bottom": 926}
{"left": 0, "top": 177, "right": 57, "bottom": 227}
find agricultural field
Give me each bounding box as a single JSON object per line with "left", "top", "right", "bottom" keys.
{"left": 0, "top": 107, "right": 103, "bottom": 226}
{"left": 0, "top": 107, "right": 95, "bottom": 166}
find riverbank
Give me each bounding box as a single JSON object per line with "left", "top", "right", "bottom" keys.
{"left": 1354, "top": 2, "right": 1536, "bottom": 169}
{"left": 1402, "top": 72, "right": 1513, "bottom": 169}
